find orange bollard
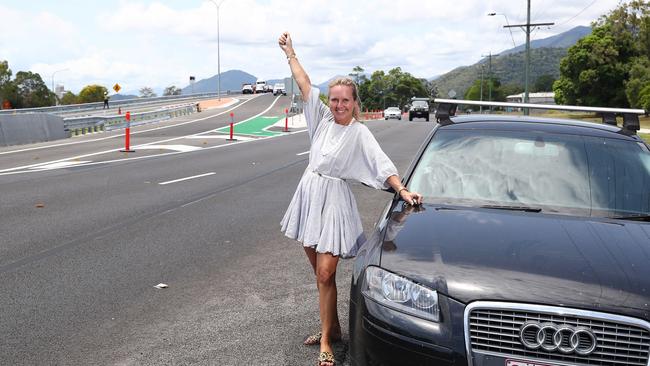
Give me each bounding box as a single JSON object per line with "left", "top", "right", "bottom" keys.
{"left": 227, "top": 112, "right": 237, "bottom": 141}
{"left": 284, "top": 108, "right": 289, "bottom": 132}
{"left": 120, "top": 111, "right": 135, "bottom": 152}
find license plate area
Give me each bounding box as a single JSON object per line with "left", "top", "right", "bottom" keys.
{"left": 506, "top": 360, "right": 555, "bottom": 366}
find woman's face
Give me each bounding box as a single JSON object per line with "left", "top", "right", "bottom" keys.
{"left": 328, "top": 85, "right": 355, "bottom": 124}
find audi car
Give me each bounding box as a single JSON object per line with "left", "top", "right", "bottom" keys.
{"left": 349, "top": 100, "right": 650, "bottom": 366}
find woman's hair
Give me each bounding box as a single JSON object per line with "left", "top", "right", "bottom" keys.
{"left": 328, "top": 76, "right": 361, "bottom": 120}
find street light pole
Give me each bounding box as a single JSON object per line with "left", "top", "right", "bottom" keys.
{"left": 487, "top": 12, "right": 516, "bottom": 48}
{"left": 50, "top": 68, "right": 68, "bottom": 106}
{"left": 209, "top": 0, "right": 225, "bottom": 101}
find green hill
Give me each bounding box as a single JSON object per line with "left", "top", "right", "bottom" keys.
{"left": 433, "top": 47, "right": 568, "bottom": 98}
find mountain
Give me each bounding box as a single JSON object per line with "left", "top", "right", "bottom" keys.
{"left": 110, "top": 93, "right": 139, "bottom": 101}
{"left": 182, "top": 70, "right": 257, "bottom": 94}
{"left": 431, "top": 26, "right": 591, "bottom": 98}
{"left": 500, "top": 26, "right": 591, "bottom": 56}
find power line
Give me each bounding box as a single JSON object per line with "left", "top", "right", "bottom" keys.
{"left": 554, "top": 0, "right": 597, "bottom": 28}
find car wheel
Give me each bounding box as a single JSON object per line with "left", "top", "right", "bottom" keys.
{"left": 425, "top": 115, "right": 430, "bottom": 122}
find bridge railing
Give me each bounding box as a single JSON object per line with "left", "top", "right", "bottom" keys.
{"left": 64, "top": 103, "right": 198, "bottom": 136}
{"left": 0, "top": 90, "right": 237, "bottom": 116}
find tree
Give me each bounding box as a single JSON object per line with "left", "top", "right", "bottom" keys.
{"left": 533, "top": 74, "right": 556, "bottom": 92}
{"left": 139, "top": 87, "right": 156, "bottom": 98}
{"left": 0, "top": 60, "right": 18, "bottom": 109}
{"left": 78, "top": 84, "right": 108, "bottom": 103}
{"left": 464, "top": 79, "right": 485, "bottom": 101}
{"left": 625, "top": 57, "right": 650, "bottom": 107}
{"left": 554, "top": 1, "right": 650, "bottom": 107}
{"left": 60, "top": 91, "right": 78, "bottom": 105}
{"left": 348, "top": 66, "right": 365, "bottom": 86}
{"left": 163, "top": 85, "right": 181, "bottom": 96}
{"left": 13, "top": 71, "right": 54, "bottom": 108}
{"left": 638, "top": 84, "right": 650, "bottom": 112}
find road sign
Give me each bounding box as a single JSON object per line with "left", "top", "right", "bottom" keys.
{"left": 113, "top": 83, "right": 121, "bottom": 93}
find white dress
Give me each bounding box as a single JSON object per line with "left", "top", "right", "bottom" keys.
{"left": 280, "top": 86, "right": 398, "bottom": 258}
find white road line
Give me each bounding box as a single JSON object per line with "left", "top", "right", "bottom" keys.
{"left": 0, "top": 97, "right": 251, "bottom": 156}
{"left": 0, "top": 128, "right": 309, "bottom": 176}
{"left": 28, "top": 161, "right": 92, "bottom": 170}
{"left": 158, "top": 172, "right": 216, "bottom": 185}
{"left": 296, "top": 151, "right": 310, "bottom": 156}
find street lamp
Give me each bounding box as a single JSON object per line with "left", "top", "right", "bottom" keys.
{"left": 209, "top": 0, "right": 226, "bottom": 101}
{"left": 487, "top": 12, "right": 516, "bottom": 48}
{"left": 50, "top": 68, "right": 69, "bottom": 106}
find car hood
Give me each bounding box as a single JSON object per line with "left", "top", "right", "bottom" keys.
{"left": 380, "top": 205, "right": 650, "bottom": 319}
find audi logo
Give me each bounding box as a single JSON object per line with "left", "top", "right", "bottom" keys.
{"left": 519, "top": 321, "right": 598, "bottom": 356}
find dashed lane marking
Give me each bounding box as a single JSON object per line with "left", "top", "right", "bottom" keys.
{"left": 158, "top": 172, "right": 216, "bottom": 185}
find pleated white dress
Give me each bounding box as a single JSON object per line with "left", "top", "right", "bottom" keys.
{"left": 281, "top": 86, "right": 398, "bottom": 258}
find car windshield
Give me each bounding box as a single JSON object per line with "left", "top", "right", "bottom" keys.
{"left": 408, "top": 129, "right": 650, "bottom": 217}
{"left": 386, "top": 108, "right": 399, "bottom": 111}
{"left": 412, "top": 101, "right": 427, "bottom": 108}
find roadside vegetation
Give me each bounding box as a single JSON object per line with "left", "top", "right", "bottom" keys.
{"left": 553, "top": 1, "right": 650, "bottom": 111}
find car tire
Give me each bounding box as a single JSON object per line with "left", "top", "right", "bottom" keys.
{"left": 425, "top": 115, "right": 430, "bottom": 122}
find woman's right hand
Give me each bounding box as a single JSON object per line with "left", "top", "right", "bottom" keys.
{"left": 278, "top": 32, "right": 294, "bottom": 56}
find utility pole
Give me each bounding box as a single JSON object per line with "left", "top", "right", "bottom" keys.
{"left": 478, "top": 65, "right": 483, "bottom": 114}
{"left": 481, "top": 52, "right": 494, "bottom": 112}
{"left": 503, "top": 0, "right": 553, "bottom": 115}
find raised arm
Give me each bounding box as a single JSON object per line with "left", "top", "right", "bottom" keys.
{"left": 278, "top": 32, "right": 312, "bottom": 102}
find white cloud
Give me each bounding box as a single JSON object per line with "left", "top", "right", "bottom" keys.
{"left": 1, "top": 0, "right": 625, "bottom": 92}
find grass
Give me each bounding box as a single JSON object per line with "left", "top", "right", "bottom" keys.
{"left": 640, "top": 133, "right": 650, "bottom": 143}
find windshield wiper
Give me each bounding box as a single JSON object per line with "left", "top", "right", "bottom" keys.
{"left": 609, "top": 214, "right": 650, "bottom": 222}
{"left": 480, "top": 205, "right": 542, "bottom": 213}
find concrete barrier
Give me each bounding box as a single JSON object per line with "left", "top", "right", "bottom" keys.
{"left": 0, "top": 114, "right": 68, "bottom": 147}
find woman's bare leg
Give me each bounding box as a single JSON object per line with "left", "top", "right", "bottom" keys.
{"left": 316, "top": 252, "right": 342, "bottom": 360}
{"left": 304, "top": 246, "right": 317, "bottom": 275}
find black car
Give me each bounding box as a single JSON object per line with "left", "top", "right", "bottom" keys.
{"left": 409, "top": 98, "right": 430, "bottom": 121}
{"left": 349, "top": 100, "right": 650, "bottom": 366}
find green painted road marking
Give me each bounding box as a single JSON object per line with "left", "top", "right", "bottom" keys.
{"left": 217, "top": 116, "right": 283, "bottom": 137}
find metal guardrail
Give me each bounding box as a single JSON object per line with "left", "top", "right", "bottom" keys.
{"left": 0, "top": 90, "right": 238, "bottom": 116}
{"left": 64, "top": 103, "right": 198, "bottom": 136}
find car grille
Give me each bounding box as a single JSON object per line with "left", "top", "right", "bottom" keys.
{"left": 467, "top": 303, "right": 650, "bottom": 366}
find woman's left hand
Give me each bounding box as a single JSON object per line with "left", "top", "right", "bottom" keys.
{"left": 400, "top": 189, "right": 423, "bottom": 206}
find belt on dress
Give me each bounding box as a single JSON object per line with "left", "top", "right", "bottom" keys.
{"left": 308, "top": 169, "right": 343, "bottom": 181}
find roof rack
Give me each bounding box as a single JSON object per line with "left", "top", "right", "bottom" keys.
{"left": 433, "top": 98, "right": 646, "bottom": 136}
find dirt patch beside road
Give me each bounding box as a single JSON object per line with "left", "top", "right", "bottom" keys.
{"left": 199, "top": 98, "right": 235, "bottom": 110}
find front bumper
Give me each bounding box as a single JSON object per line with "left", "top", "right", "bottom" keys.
{"left": 350, "top": 288, "right": 468, "bottom": 366}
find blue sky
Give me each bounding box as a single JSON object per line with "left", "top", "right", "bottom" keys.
{"left": 0, "top": 0, "right": 622, "bottom": 95}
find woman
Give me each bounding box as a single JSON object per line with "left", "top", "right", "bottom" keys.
{"left": 278, "top": 32, "right": 422, "bottom": 366}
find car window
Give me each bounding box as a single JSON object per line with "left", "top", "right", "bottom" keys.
{"left": 412, "top": 101, "right": 427, "bottom": 108}
{"left": 408, "top": 129, "right": 650, "bottom": 217}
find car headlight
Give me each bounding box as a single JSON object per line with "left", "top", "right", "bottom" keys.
{"left": 362, "top": 266, "right": 440, "bottom": 322}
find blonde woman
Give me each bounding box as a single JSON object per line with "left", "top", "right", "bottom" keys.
{"left": 279, "top": 32, "right": 422, "bottom": 366}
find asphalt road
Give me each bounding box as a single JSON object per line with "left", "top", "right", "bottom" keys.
{"left": 0, "top": 95, "right": 434, "bottom": 365}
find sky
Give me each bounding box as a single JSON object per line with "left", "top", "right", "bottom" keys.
{"left": 0, "top": 0, "right": 624, "bottom": 95}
